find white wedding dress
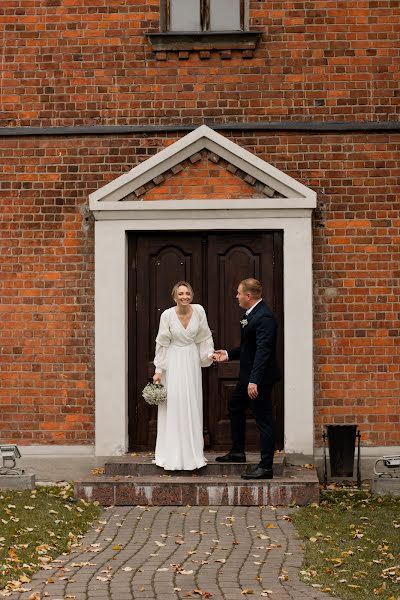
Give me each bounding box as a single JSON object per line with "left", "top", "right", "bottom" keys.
{"left": 153, "top": 304, "right": 214, "bottom": 470}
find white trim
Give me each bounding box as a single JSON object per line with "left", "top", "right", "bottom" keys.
{"left": 94, "top": 213, "right": 314, "bottom": 456}
{"left": 315, "top": 446, "right": 400, "bottom": 459}
{"left": 91, "top": 198, "right": 316, "bottom": 221}
{"left": 89, "top": 125, "right": 316, "bottom": 206}
{"left": 90, "top": 126, "right": 317, "bottom": 457}
{"left": 17, "top": 445, "right": 95, "bottom": 457}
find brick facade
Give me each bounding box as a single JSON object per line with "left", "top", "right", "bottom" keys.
{"left": 1, "top": 1, "right": 398, "bottom": 126}
{"left": 1, "top": 1, "right": 399, "bottom": 448}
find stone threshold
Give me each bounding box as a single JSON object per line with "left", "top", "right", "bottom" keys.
{"left": 104, "top": 452, "right": 285, "bottom": 477}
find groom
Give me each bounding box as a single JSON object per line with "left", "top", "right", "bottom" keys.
{"left": 213, "top": 278, "right": 280, "bottom": 479}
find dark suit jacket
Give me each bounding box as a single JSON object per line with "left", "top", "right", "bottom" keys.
{"left": 228, "top": 300, "right": 280, "bottom": 387}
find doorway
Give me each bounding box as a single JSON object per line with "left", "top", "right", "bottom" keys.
{"left": 128, "top": 231, "right": 284, "bottom": 451}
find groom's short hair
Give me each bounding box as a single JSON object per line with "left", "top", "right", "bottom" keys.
{"left": 240, "top": 278, "right": 262, "bottom": 298}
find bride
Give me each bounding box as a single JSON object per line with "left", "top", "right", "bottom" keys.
{"left": 152, "top": 281, "right": 214, "bottom": 470}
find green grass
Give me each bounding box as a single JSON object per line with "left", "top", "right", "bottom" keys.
{"left": 293, "top": 489, "right": 400, "bottom": 599}
{"left": 0, "top": 484, "right": 101, "bottom": 592}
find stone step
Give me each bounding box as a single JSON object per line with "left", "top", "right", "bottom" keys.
{"left": 104, "top": 452, "right": 285, "bottom": 477}
{"left": 75, "top": 465, "right": 319, "bottom": 507}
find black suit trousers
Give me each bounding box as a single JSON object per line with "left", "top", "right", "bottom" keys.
{"left": 228, "top": 383, "right": 275, "bottom": 469}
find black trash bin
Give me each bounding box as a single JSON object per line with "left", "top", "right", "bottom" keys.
{"left": 327, "top": 425, "right": 357, "bottom": 477}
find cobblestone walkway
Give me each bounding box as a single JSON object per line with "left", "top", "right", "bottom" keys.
{"left": 11, "top": 506, "right": 335, "bottom": 600}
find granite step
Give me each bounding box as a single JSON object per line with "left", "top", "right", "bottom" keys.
{"left": 74, "top": 465, "right": 319, "bottom": 507}
{"left": 104, "top": 452, "right": 285, "bottom": 477}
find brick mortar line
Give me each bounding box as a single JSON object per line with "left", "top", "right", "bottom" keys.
{"left": 245, "top": 507, "right": 269, "bottom": 594}
{"left": 214, "top": 507, "right": 240, "bottom": 600}
{"left": 81, "top": 507, "right": 161, "bottom": 599}
{"left": 235, "top": 507, "right": 262, "bottom": 594}
{"left": 167, "top": 507, "right": 202, "bottom": 596}
{"left": 106, "top": 507, "right": 159, "bottom": 597}
{"left": 190, "top": 507, "right": 222, "bottom": 597}
{"left": 129, "top": 507, "right": 176, "bottom": 596}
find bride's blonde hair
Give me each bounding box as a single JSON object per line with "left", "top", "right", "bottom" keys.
{"left": 171, "top": 281, "right": 194, "bottom": 302}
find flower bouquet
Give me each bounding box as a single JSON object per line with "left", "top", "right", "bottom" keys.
{"left": 142, "top": 382, "right": 167, "bottom": 406}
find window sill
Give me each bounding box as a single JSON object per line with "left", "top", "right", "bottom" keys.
{"left": 147, "top": 31, "right": 262, "bottom": 59}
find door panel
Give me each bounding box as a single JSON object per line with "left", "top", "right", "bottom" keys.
{"left": 129, "top": 233, "right": 203, "bottom": 449}
{"left": 129, "top": 231, "right": 284, "bottom": 451}
{"left": 206, "top": 232, "right": 283, "bottom": 450}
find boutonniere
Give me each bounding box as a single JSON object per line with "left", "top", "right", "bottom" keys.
{"left": 240, "top": 319, "right": 248, "bottom": 328}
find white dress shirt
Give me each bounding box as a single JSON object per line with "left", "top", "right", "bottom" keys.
{"left": 246, "top": 298, "right": 262, "bottom": 316}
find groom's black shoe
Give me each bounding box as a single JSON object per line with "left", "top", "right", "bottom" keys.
{"left": 215, "top": 451, "right": 246, "bottom": 463}
{"left": 241, "top": 467, "right": 273, "bottom": 480}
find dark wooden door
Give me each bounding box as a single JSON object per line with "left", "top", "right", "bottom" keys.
{"left": 206, "top": 232, "right": 284, "bottom": 450}
{"left": 128, "top": 231, "right": 284, "bottom": 451}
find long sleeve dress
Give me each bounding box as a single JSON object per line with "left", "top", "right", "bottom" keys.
{"left": 153, "top": 304, "right": 214, "bottom": 470}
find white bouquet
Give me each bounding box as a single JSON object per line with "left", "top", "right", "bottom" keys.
{"left": 142, "top": 382, "right": 167, "bottom": 406}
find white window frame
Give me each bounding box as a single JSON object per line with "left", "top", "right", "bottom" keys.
{"left": 160, "top": 0, "right": 248, "bottom": 32}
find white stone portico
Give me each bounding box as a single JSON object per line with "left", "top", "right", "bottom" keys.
{"left": 89, "top": 125, "right": 317, "bottom": 457}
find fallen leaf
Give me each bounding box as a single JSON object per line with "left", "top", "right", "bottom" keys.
{"left": 91, "top": 467, "right": 105, "bottom": 475}
{"left": 373, "top": 582, "right": 386, "bottom": 595}
{"left": 179, "top": 570, "right": 194, "bottom": 575}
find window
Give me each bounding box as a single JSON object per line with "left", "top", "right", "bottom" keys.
{"left": 161, "top": 0, "right": 247, "bottom": 32}
{"left": 150, "top": 0, "right": 261, "bottom": 57}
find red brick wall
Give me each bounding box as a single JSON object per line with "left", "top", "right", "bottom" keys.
{"left": 1, "top": 133, "right": 399, "bottom": 446}
{"left": 0, "top": 0, "right": 398, "bottom": 127}
{"left": 143, "top": 154, "right": 261, "bottom": 200}
{"left": 1, "top": 0, "right": 399, "bottom": 447}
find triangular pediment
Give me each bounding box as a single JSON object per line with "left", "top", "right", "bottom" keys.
{"left": 89, "top": 125, "right": 316, "bottom": 208}
{"left": 125, "top": 149, "right": 285, "bottom": 201}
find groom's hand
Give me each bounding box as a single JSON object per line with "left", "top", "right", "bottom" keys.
{"left": 213, "top": 350, "right": 228, "bottom": 362}
{"left": 248, "top": 383, "right": 258, "bottom": 399}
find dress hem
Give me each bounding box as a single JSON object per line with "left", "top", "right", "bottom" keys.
{"left": 152, "top": 458, "right": 207, "bottom": 471}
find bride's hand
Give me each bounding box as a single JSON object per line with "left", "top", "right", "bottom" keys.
{"left": 212, "top": 350, "right": 228, "bottom": 363}
{"left": 153, "top": 373, "right": 161, "bottom": 384}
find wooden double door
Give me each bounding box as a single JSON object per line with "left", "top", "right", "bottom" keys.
{"left": 128, "top": 231, "right": 284, "bottom": 451}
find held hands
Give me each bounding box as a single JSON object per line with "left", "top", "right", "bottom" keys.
{"left": 211, "top": 350, "right": 228, "bottom": 363}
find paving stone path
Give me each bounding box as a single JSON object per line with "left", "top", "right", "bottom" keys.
{"left": 11, "top": 506, "right": 336, "bottom": 600}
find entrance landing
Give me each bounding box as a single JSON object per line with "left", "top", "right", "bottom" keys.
{"left": 75, "top": 453, "right": 319, "bottom": 507}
